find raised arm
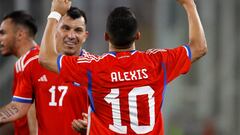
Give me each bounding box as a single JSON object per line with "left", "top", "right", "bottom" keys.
{"left": 39, "top": 0, "right": 71, "bottom": 72}
{"left": 178, "top": 0, "right": 207, "bottom": 62}
{"left": 0, "top": 102, "right": 31, "bottom": 126}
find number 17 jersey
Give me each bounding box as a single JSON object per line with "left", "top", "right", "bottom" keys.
{"left": 13, "top": 48, "right": 88, "bottom": 135}
{"left": 58, "top": 45, "right": 192, "bottom": 135}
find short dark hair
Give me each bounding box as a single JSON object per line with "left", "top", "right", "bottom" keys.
{"left": 106, "top": 7, "right": 138, "bottom": 49}
{"left": 3, "top": 10, "right": 37, "bottom": 38}
{"left": 67, "top": 6, "right": 87, "bottom": 25}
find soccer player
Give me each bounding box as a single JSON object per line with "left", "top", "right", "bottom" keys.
{"left": 39, "top": 0, "right": 207, "bottom": 134}
{"left": 1, "top": 7, "right": 89, "bottom": 135}
{"left": 0, "top": 11, "right": 38, "bottom": 135}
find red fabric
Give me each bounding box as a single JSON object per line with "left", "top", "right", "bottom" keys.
{"left": 59, "top": 46, "right": 191, "bottom": 134}
{"left": 12, "top": 47, "right": 40, "bottom": 135}
{"left": 14, "top": 48, "right": 88, "bottom": 135}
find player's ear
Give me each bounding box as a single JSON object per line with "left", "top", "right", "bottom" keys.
{"left": 104, "top": 32, "right": 110, "bottom": 41}
{"left": 82, "top": 31, "right": 89, "bottom": 43}
{"left": 85, "top": 31, "right": 89, "bottom": 39}
{"left": 135, "top": 32, "right": 141, "bottom": 40}
{"left": 16, "top": 29, "right": 24, "bottom": 41}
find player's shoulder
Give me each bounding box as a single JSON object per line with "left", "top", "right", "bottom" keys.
{"left": 81, "top": 49, "right": 97, "bottom": 57}
{"left": 145, "top": 48, "right": 167, "bottom": 55}
{"left": 15, "top": 46, "right": 39, "bottom": 73}
{"left": 145, "top": 45, "right": 190, "bottom": 61}
{"left": 146, "top": 46, "right": 188, "bottom": 54}
{"left": 76, "top": 50, "right": 103, "bottom": 63}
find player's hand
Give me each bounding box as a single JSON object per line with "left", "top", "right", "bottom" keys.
{"left": 51, "top": 0, "right": 71, "bottom": 16}
{"left": 177, "top": 0, "right": 195, "bottom": 6}
{"left": 72, "top": 113, "right": 88, "bottom": 133}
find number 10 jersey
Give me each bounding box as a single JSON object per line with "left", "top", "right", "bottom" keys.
{"left": 58, "top": 45, "right": 192, "bottom": 135}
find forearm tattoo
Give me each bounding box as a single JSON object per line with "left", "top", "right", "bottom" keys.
{"left": 0, "top": 105, "right": 19, "bottom": 123}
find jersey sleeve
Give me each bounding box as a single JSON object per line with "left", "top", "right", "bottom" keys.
{"left": 12, "top": 59, "right": 24, "bottom": 94}
{"left": 163, "top": 45, "right": 191, "bottom": 83}
{"left": 57, "top": 55, "right": 89, "bottom": 84}
{"left": 12, "top": 60, "right": 35, "bottom": 104}
{"left": 149, "top": 45, "right": 191, "bottom": 83}
{"left": 12, "top": 47, "right": 39, "bottom": 103}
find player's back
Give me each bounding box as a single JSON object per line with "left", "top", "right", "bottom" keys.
{"left": 85, "top": 46, "right": 191, "bottom": 135}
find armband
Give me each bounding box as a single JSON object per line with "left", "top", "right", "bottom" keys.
{"left": 48, "top": 11, "right": 62, "bottom": 22}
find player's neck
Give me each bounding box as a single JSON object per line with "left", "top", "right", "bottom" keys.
{"left": 15, "top": 39, "right": 37, "bottom": 58}
{"left": 109, "top": 42, "right": 136, "bottom": 52}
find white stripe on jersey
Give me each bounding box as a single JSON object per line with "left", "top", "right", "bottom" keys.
{"left": 77, "top": 53, "right": 109, "bottom": 63}
{"left": 20, "top": 51, "right": 31, "bottom": 72}
{"left": 131, "top": 50, "right": 137, "bottom": 55}
{"left": 59, "top": 55, "right": 63, "bottom": 69}
{"left": 13, "top": 96, "right": 32, "bottom": 101}
{"left": 15, "top": 60, "right": 19, "bottom": 73}
{"left": 23, "top": 55, "right": 39, "bottom": 69}
{"left": 15, "top": 54, "right": 39, "bottom": 73}
{"left": 183, "top": 46, "right": 190, "bottom": 57}
{"left": 146, "top": 49, "right": 166, "bottom": 55}
{"left": 108, "top": 53, "right": 116, "bottom": 57}
{"left": 16, "top": 57, "right": 22, "bottom": 73}
{"left": 15, "top": 51, "right": 29, "bottom": 73}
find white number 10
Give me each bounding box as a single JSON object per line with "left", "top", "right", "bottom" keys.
{"left": 104, "top": 86, "right": 155, "bottom": 134}
{"left": 49, "top": 86, "right": 68, "bottom": 106}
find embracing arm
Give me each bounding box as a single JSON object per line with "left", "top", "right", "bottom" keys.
{"left": 0, "top": 102, "right": 31, "bottom": 126}
{"left": 39, "top": 0, "right": 71, "bottom": 72}
{"left": 27, "top": 103, "right": 38, "bottom": 135}
{"left": 178, "top": 0, "right": 207, "bottom": 62}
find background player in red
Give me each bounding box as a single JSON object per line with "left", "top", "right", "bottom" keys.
{"left": 39, "top": 0, "right": 207, "bottom": 134}
{"left": 0, "top": 7, "right": 89, "bottom": 135}
{"left": 0, "top": 11, "right": 38, "bottom": 135}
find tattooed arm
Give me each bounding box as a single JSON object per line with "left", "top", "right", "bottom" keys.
{"left": 0, "top": 101, "right": 31, "bottom": 126}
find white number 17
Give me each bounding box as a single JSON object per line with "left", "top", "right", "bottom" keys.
{"left": 49, "top": 86, "right": 68, "bottom": 106}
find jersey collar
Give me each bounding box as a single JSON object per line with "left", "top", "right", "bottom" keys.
{"left": 107, "top": 50, "right": 137, "bottom": 57}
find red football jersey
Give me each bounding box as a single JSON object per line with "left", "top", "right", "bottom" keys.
{"left": 13, "top": 48, "right": 88, "bottom": 135}
{"left": 12, "top": 46, "right": 40, "bottom": 135}
{"left": 58, "top": 45, "right": 192, "bottom": 135}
